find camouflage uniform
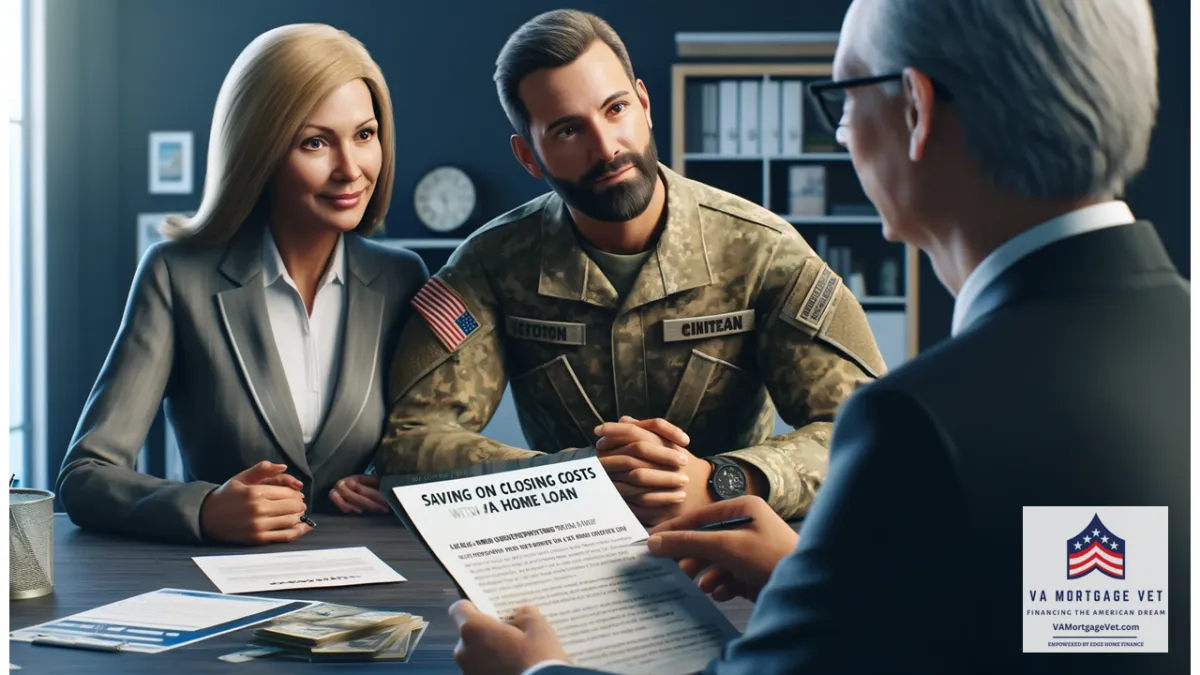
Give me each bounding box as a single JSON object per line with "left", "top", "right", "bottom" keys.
{"left": 376, "top": 163, "right": 886, "bottom": 519}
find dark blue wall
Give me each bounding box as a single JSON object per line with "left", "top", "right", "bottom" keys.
{"left": 42, "top": 0, "right": 1189, "bottom": 485}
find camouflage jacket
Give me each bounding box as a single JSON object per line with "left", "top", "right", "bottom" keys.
{"left": 375, "top": 163, "right": 886, "bottom": 519}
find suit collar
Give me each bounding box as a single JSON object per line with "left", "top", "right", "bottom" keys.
{"left": 955, "top": 220, "right": 1178, "bottom": 335}
{"left": 261, "top": 227, "right": 347, "bottom": 291}
{"left": 219, "top": 212, "right": 381, "bottom": 289}
{"left": 216, "top": 282, "right": 310, "bottom": 475}
{"left": 215, "top": 218, "right": 386, "bottom": 477}
{"left": 953, "top": 201, "right": 1135, "bottom": 335}
{"left": 217, "top": 213, "right": 267, "bottom": 287}
{"left": 305, "top": 274, "right": 384, "bottom": 473}
{"left": 536, "top": 162, "right": 713, "bottom": 312}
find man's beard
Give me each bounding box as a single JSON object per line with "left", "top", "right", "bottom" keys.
{"left": 537, "top": 137, "right": 659, "bottom": 222}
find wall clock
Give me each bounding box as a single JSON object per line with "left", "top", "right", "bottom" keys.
{"left": 414, "top": 165, "right": 476, "bottom": 233}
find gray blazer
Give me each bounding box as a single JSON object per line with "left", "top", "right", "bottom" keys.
{"left": 56, "top": 219, "right": 428, "bottom": 543}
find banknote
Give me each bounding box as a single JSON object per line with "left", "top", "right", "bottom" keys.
{"left": 252, "top": 603, "right": 412, "bottom": 646}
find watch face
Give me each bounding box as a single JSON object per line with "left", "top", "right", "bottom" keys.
{"left": 712, "top": 465, "right": 747, "bottom": 499}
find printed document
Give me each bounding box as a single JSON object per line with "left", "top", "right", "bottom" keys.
{"left": 390, "top": 455, "right": 740, "bottom": 675}
{"left": 10, "top": 588, "right": 310, "bottom": 653}
{"left": 192, "top": 546, "right": 405, "bottom": 594}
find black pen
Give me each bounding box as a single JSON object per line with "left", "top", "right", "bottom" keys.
{"left": 301, "top": 515, "right": 317, "bottom": 528}
{"left": 630, "top": 516, "right": 756, "bottom": 545}
{"left": 694, "top": 516, "right": 755, "bottom": 532}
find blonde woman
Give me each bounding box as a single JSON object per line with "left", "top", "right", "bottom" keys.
{"left": 56, "top": 24, "right": 427, "bottom": 545}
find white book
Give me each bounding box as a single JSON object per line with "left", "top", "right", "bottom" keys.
{"left": 738, "top": 80, "right": 760, "bottom": 156}
{"left": 865, "top": 310, "right": 909, "bottom": 370}
{"left": 760, "top": 80, "right": 781, "bottom": 157}
{"left": 788, "top": 164, "right": 826, "bottom": 216}
{"left": 781, "top": 80, "right": 804, "bottom": 156}
{"left": 718, "top": 80, "right": 740, "bottom": 156}
{"left": 701, "top": 83, "right": 719, "bottom": 153}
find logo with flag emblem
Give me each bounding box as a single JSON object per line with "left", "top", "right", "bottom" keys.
{"left": 1066, "top": 514, "right": 1125, "bottom": 580}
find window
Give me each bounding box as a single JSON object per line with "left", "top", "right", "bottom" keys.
{"left": 9, "top": 0, "right": 28, "bottom": 486}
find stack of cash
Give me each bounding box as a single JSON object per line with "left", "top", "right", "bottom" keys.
{"left": 219, "top": 603, "right": 428, "bottom": 664}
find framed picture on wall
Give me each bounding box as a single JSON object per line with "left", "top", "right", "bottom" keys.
{"left": 137, "top": 211, "right": 193, "bottom": 262}
{"left": 148, "top": 131, "right": 194, "bottom": 194}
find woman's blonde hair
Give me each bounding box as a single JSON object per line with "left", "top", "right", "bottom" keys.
{"left": 162, "top": 24, "right": 395, "bottom": 243}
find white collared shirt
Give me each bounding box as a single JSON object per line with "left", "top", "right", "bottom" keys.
{"left": 262, "top": 227, "right": 347, "bottom": 445}
{"left": 521, "top": 661, "right": 568, "bottom": 675}
{"left": 951, "top": 200, "right": 1136, "bottom": 336}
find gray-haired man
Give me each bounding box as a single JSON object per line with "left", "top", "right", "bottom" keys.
{"left": 449, "top": 1, "right": 1189, "bottom": 673}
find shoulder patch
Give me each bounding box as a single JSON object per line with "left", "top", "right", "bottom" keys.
{"left": 410, "top": 277, "right": 481, "bottom": 352}
{"left": 779, "top": 259, "right": 840, "bottom": 332}
{"left": 774, "top": 258, "right": 887, "bottom": 378}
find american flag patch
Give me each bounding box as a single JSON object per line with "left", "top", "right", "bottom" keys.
{"left": 411, "top": 277, "right": 480, "bottom": 352}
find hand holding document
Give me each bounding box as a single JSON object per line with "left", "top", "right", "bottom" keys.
{"left": 191, "top": 546, "right": 404, "bottom": 594}
{"left": 388, "top": 454, "right": 740, "bottom": 675}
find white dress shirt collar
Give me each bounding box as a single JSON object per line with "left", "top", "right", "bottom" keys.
{"left": 951, "top": 200, "right": 1135, "bottom": 336}
{"left": 262, "top": 226, "right": 347, "bottom": 292}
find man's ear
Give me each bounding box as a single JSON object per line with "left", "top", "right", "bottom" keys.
{"left": 636, "top": 79, "right": 652, "bottom": 129}
{"left": 510, "top": 134, "right": 543, "bottom": 179}
{"left": 902, "top": 67, "right": 937, "bottom": 162}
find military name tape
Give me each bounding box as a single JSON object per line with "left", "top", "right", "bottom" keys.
{"left": 506, "top": 316, "right": 587, "bottom": 346}
{"left": 796, "top": 264, "right": 839, "bottom": 330}
{"left": 663, "top": 309, "right": 755, "bottom": 342}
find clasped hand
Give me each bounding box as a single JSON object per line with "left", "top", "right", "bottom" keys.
{"left": 199, "top": 461, "right": 312, "bottom": 544}
{"left": 199, "top": 462, "right": 390, "bottom": 544}
{"left": 593, "top": 416, "right": 713, "bottom": 525}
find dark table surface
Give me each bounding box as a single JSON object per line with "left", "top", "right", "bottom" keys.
{"left": 10, "top": 514, "right": 755, "bottom": 674}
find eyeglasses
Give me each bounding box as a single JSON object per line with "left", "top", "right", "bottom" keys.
{"left": 806, "top": 73, "right": 954, "bottom": 133}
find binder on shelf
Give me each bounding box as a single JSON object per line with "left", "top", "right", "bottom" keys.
{"left": 781, "top": 80, "right": 804, "bottom": 156}
{"left": 827, "top": 246, "right": 853, "bottom": 281}
{"left": 685, "top": 84, "right": 704, "bottom": 153}
{"left": 718, "top": 80, "right": 740, "bottom": 155}
{"left": 788, "top": 164, "right": 826, "bottom": 216}
{"left": 738, "top": 80, "right": 760, "bottom": 156}
{"left": 761, "top": 80, "right": 781, "bottom": 157}
{"left": 864, "top": 310, "right": 907, "bottom": 371}
{"left": 879, "top": 258, "right": 901, "bottom": 297}
{"left": 701, "top": 83, "right": 719, "bottom": 153}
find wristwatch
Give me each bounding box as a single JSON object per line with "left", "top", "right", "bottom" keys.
{"left": 706, "top": 456, "right": 749, "bottom": 500}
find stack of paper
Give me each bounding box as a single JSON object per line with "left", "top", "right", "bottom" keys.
{"left": 219, "top": 603, "right": 427, "bottom": 664}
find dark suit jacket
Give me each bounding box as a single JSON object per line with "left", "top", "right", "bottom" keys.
{"left": 546, "top": 221, "right": 1189, "bottom": 674}
{"left": 57, "top": 220, "right": 428, "bottom": 543}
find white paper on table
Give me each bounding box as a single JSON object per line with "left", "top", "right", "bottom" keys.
{"left": 191, "top": 546, "right": 405, "bottom": 595}
{"left": 9, "top": 588, "right": 311, "bottom": 654}
{"left": 392, "top": 455, "right": 740, "bottom": 675}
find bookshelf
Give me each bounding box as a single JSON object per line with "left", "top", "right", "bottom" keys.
{"left": 670, "top": 61, "right": 920, "bottom": 368}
